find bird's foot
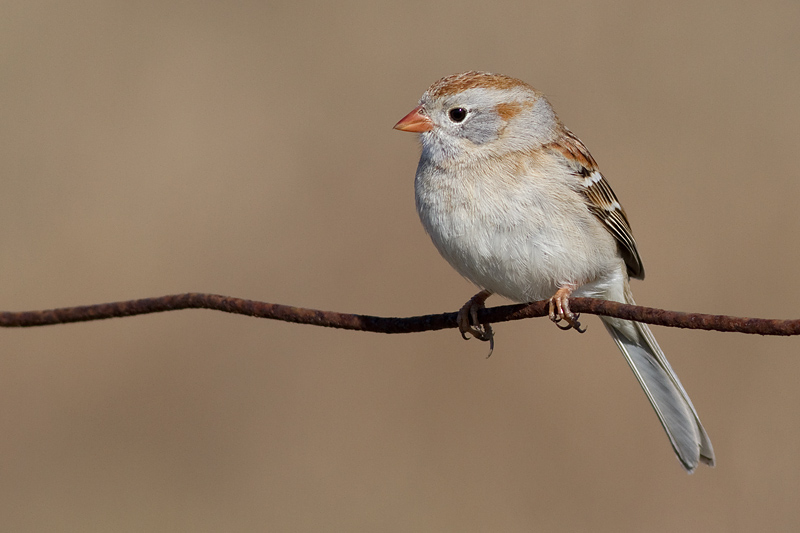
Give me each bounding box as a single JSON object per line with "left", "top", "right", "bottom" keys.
{"left": 457, "top": 290, "right": 494, "bottom": 356}
{"left": 548, "top": 286, "right": 586, "bottom": 333}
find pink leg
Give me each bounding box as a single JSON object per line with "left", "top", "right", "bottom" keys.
{"left": 457, "top": 290, "right": 494, "bottom": 354}
{"left": 548, "top": 285, "right": 586, "bottom": 333}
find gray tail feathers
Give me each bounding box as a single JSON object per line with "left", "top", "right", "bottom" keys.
{"left": 599, "top": 285, "right": 714, "bottom": 472}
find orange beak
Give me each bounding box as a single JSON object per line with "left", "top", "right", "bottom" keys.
{"left": 393, "top": 105, "right": 434, "bottom": 133}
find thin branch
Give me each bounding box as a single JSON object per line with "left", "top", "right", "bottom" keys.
{"left": 0, "top": 293, "right": 798, "bottom": 335}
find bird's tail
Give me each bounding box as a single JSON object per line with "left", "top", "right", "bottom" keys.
{"left": 599, "top": 283, "right": 714, "bottom": 472}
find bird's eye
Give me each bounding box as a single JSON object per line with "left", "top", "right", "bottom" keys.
{"left": 448, "top": 107, "right": 468, "bottom": 123}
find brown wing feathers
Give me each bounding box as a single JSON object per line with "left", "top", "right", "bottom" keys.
{"left": 547, "top": 130, "right": 645, "bottom": 279}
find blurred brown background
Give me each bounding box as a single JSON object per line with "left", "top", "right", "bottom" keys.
{"left": 2, "top": 1, "right": 800, "bottom": 531}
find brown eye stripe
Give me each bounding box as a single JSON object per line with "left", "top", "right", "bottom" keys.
{"left": 495, "top": 102, "right": 531, "bottom": 121}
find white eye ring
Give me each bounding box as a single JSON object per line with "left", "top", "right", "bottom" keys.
{"left": 448, "top": 107, "right": 468, "bottom": 122}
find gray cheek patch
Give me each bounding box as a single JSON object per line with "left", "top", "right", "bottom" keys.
{"left": 461, "top": 112, "right": 502, "bottom": 145}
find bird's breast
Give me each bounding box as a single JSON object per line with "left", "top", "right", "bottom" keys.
{"left": 414, "top": 159, "right": 620, "bottom": 302}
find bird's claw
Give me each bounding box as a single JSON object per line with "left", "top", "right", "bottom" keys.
{"left": 548, "top": 287, "right": 586, "bottom": 334}
{"left": 457, "top": 290, "right": 495, "bottom": 357}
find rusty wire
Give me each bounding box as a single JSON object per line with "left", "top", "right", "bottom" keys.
{"left": 0, "top": 293, "right": 798, "bottom": 335}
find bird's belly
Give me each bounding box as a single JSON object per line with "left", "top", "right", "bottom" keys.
{"left": 429, "top": 223, "right": 568, "bottom": 301}
{"left": 417, "top": 196, "right": 621, "bottom": 303}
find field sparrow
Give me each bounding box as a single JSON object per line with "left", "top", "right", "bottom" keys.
{"left": 394, "top": 71, "right": 714, "bottom": 472}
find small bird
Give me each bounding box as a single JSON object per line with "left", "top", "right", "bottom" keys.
{"left": 394, "top": 71, "right": 714, "bottom": 472}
